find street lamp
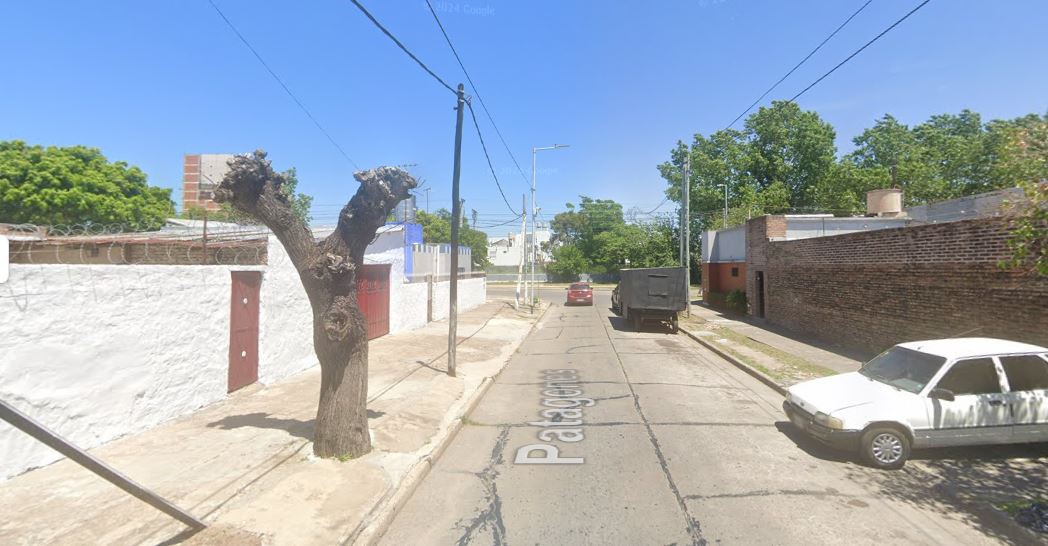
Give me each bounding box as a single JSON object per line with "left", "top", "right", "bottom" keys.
{"left": 716, "top": 183, "right": 728, "bottom": 228}
{"left": 528, "top": 144, "right": 569, "bottom": 310}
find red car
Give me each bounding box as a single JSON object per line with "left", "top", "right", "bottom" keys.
{"left": 566, "top": 282, "right": 593, "bottom": 306}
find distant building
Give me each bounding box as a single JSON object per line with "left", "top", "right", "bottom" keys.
{"left": 487, "top": 226, "right": 551, "bottom": 268}
{"left": 182, "top": 153, "right": 236, "bottom": 212}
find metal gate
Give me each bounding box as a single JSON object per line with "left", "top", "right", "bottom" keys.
{"left": 228, "top": 271, "right": 261, "bottom": 392}
{"left": 357, "top": 264, "right": 390, "bottom": 340}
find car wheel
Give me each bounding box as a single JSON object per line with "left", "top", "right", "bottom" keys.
{"left": 861, "top": 426, "right": 910, "bottom": 470}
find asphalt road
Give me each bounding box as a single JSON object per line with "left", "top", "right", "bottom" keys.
{"left": 379, "top": 290, "right": 1029, "bottom": 545}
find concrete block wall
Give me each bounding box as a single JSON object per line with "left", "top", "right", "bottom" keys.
{"left": 761, "top": 217, "right": 1048, "bottom": 354}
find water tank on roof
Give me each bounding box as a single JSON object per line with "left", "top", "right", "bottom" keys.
{"left": 866, "top": 189, "right": 903, "bottom": 217}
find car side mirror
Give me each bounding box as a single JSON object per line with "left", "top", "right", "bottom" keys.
{"left": 928, "top": 388, "right": 955, "bottom": 402}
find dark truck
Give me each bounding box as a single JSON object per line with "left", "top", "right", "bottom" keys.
{"left": 612, "top": 267, "right": 688, "bottom": 333}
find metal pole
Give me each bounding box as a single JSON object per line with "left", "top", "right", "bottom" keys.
{"left": 0, "top": 399, "right": 206, "bottom": 532}
{"left": 530, "top": 147, "right": 537, "bottom": 313}
{"left": 722, "top": 184, "right": 728, "bottom": 228}
{"left": 201, "top": 208, "right": 208, "bottom": 265}
{"left": 683, "top": 151, "right": 691, "bottom": 317}
{"left": 515, "top": 194, "right": 526, "bottom": 310}
{"left": 448, "top": 83, "right": 465, "bottom": 377}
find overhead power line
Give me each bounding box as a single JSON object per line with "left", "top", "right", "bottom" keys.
{"left": 424, "top": 0, "right": 530, "bottom": 187}
{"left": 346, "top": 0, "right": 457, "bottom": 94}
{"left": 466, "top": 101, "right": 519, "bottom": 215}
{"left": 726, "top": 0, "right": 873, "bottom": 129}
{"left": 790, "top": 0, "right": 932, "bottom": 102}
{"left": 206, "top": 0, "right": 359, "bottom": 169}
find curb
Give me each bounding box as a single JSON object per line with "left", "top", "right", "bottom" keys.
{"left": 351, "top": 303, "right": 552, "bottom": 545}
{"left": 679, "top": 325, "right": 788, "bottom": 396}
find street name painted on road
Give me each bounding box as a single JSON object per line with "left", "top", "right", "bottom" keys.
{"left": 514, "top": 368, "right": 589, "bottom": 465}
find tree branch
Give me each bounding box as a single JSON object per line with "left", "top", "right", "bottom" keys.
{"left": 214, "top": 150, "right": 317, "bottom": 269}
{"left": 330, "top": 166, "right": 417, "bottom": 257}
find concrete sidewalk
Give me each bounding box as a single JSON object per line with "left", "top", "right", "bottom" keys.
{"left": 0, "top": 298, "right": 541, "bottom": 545}
{"left": 681, "top": 302, "right": 865, "bottom": 389}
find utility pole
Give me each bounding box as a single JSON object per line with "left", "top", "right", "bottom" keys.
{"left": 722, "top": 183, "right": 728, "bottom": 228}
{"left": 683, "top": 151, "right": 691, "bottom": 317}
{"left": 424, "top": 187, "right": 431, "bottom": 213}
{"left": 447, "top": 83, "right": 465, "bottom": 378}
{"left": 530, "top": 149, "right": 537, "bottom": 313}
{"left": 516, "top": 194, "right": 526, "bottom": 310}
{"left": 530, "top": 144, "right": 569, "bottom": 311}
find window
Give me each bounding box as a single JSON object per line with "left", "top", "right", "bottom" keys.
{"left": 860, "top": 347, "right": 945, "bottom": 394}
{"left": 731, "top": 267, "right": 739, "bottom": 277}
{"left": 936, "top": 358, "right": 1001, "bottom": 395}
{"left": 1001, "top": 354, "right": 1048, "bottom": 391}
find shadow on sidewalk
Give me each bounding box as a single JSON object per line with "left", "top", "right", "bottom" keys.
{"left": 206, "top": 411, "right": 387, "bottom": 440}
{"left": 693, "top": 301, "right": 875, "bottom": 362}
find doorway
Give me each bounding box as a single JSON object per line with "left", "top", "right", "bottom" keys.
{"left": 755, "top": 271, "right": 765, "bottom": 318}
{"left": 228, "top": 271, "right": 262, "bottom": 393}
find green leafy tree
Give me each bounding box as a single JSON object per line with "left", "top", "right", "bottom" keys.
{"left": 547, "top": 244, "right": 589, "bottom": 280}
{"left": 745, "top": 101, "right": 837, "bottom": 208}
{"left": 0, "top": 140, "right": 175, "bottom": 229}
{"left": 415, "top": 208, "right": 490, "bottom": 269}
{"left": 995, "top": 117, "right": 1048, "bottom": 276}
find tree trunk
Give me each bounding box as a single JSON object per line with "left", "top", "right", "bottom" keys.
{"left": 313, "top": 302, "right": 371, "bottom": 457}
{"left": 214, "top": 151, "right": 415, "bottom": 459}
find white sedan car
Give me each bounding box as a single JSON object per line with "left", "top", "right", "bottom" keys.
{"left": 783, "top": 338, "right": 1048, "bottom": 469}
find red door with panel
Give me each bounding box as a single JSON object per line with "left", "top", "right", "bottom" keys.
{"left": 228, "top": 271, "right": 262, "bottom": 392}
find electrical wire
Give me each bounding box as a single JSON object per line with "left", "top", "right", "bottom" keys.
{"left": 642, "top": 197, "right": 670, "bottom": 215}
{"left": 726, "top": 0, "right": 873, "bottom": 129}
{"left": 346, "top": 0, "right": 457, "bottom": 94}
{"left": 790, "top": 0, "right": 931, "bottom": 102}
{"left": 206, "top": 0, "right": 359, "bottom": 169}
{"left": 466, "top": 101, "right": 520, "bottom": 215}
{"left": 424, "top": 0, "right": 530, "bottom": 187}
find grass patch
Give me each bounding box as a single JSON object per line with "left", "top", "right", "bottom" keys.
{"left": 994, "top": 499, "right": 1048, "bottom": 515}
{"left": 460, "top": 416, "right": 481, "bottom": 426}
{"left": 715, "top": 327, "right": 836, "bottom": 379}
{"left": 335, "top": 453, "right": 355, "bottom": 463}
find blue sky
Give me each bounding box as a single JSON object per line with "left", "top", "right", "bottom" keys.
{"left": 2, "top": 1, "right": 1046, "bottom": 234}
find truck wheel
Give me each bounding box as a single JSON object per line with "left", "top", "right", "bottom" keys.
{"left": 670, "top": 314, "right": 679, "bottom": 334}
{"left": 861, "top": 426, "right": 910, "bottom": 470}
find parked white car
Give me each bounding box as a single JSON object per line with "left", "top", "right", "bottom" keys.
{"left": 783, "top": 338, "right": 1048, "bottom": 469}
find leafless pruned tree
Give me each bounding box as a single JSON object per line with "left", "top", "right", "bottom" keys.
{"left": 215, "top": 150, "right": 416, "bottom": 458}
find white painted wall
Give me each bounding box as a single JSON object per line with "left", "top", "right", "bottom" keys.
{"left": 0, "top": 263, "right": 241, "bottom": 480}
{"left": 0, "top": 231, "right": 487, "bottom": 481}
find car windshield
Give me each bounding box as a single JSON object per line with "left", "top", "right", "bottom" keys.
{"left": 569, "top": 283, "right": 589, "bottom": 290}
{"left": 859, "top": 346, "right": 946, "bottom": 394}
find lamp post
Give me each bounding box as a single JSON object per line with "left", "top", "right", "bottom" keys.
{"left": 717, "top": 183, "right": 728, "bottom": 228}
{"left": 529, "top": 144, "right": 569, "bottom": 311}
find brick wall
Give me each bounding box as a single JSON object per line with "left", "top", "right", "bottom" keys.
{"left": 762, "top": 217, "right": 1048, "bottom": 353}
{"left": 745, "top": 215, "right": 785, "bottom": 317}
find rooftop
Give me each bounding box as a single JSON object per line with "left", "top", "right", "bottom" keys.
{"left": 898, "top": 337, "right": 1048, "bottom": 359}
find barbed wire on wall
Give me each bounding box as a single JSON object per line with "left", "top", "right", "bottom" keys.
{"left": 0, "top": 223, "right": 270, "bottom": 266}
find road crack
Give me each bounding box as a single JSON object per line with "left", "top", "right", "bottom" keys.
{"left": 601, "top": 314, "right": 707, "bottom": 546}
{"left": 455, "top": 426, "right": 511, "bottom": 546}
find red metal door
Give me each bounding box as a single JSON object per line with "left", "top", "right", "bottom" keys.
{"left": 229, "top": 271, "right": 262, "bottom": 392}
{"left": 357, "top": 264, "right": 390, "bottom": 340}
